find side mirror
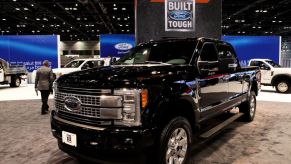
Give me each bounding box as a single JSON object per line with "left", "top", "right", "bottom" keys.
{"left": 198, "top": 61, "right": 218, "bottom": 76}
{"left": 260, "top": 65, "right": 270, "bottom": 70}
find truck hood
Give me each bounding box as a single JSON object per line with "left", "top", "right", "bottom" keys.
{"left": 56, "top": 65, "right": 195, "bottom": 89}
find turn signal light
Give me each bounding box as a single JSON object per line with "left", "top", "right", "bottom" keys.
{"left": 141, "top": 89, "right": 148, "bottom": 110}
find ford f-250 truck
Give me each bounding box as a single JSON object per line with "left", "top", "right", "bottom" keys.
{"left": 249, "top": 58, "right": 291, "bottom": 93}
{"left": 51, "top": 38, "right": 260, "bottom": 164}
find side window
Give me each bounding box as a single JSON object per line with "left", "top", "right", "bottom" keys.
{"left": 198, "top": 43, "right": 219, "bottom": 76}
{"left": 200, "top": 43, "right": 218, "bottom": 61}
{"left": 217, "top": 44, "right": 238, "bottom": 73}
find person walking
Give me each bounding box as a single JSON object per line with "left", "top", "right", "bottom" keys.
{"left": 35, "top": 60, "right": 54, "bottom": 115}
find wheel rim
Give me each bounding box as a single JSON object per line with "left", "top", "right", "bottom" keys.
{"left": 278, "top": 82, "right": 288, "bottom": 93}
{"left": 166, "top": 128, "right": 188, "bottom": 164}
{"left": 250, "top": 95, "right": 256, "bottom": 118}
{"left": 15, "top": 78, "right": 20, "bottom": 86}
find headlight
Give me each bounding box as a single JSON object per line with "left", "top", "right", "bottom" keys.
{"left": 113, "top": 89, "right": 148, "bottom": 126}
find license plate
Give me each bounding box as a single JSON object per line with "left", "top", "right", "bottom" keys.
{"left": 62, "top": 131, "right": 77, "bottom": 147}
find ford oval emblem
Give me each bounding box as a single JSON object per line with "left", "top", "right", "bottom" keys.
{"left": 169, "top": 11, "right": 191, "bottom": 21}
{"left": 64, "top": 96, "right": 82, "bottom": 112}
{"left": 114, "top": 43, "right": 133, "bottom": 51}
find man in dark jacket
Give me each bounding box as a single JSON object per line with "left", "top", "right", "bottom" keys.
{"left": 35, "top": 60, "right": 54, "bottom": 115}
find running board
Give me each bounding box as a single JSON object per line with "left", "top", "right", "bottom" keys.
{"left": 200, "top": 113, "right": 244, "bottom": 138}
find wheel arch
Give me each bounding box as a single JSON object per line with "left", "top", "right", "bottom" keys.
{"left": 156, "top": 95, "right": 199, "bottom": 132}
{"left": 271, "top": 74, "right": 291, "bottom": 86}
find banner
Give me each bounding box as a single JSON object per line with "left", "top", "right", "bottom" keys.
{"left": 100, "top": 34, "right": 135, "bottom": 58}
{"left": 0, "top": 35, "right": 59, "bottom": 72}
{"left": 222, "top": 36, "right": 281, "bottom": 66}
{"left": 165, "top": 0, "right": 195, "bottom": 31}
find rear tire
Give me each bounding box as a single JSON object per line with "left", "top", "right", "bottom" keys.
{"left": 159, "top": 117, "right": 192, "bottom": 164}
{"left": 239, "top": 91, "right": 256, "bottom": 122}
{"left": 10, "top": 76, "right": 21, "bottom": 87}
{"left": 275, "top": 80, "right": 290, "bottom": 93}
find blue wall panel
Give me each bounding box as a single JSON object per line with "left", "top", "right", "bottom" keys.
{"left": 0, "top": 35, "right": 58, "bottom": 72}
{"left": 100, "top": 34, "right": 135, "bottom": 58}
{"left": 222, "top": 36, "right": 281, "bottom": 66}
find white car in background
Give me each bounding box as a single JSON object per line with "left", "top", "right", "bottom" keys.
{"left": 31, "top": 58, "right": 114, "bottom": 83}
{"left": 249, "top": 58, "right": 291, "bottom": 93}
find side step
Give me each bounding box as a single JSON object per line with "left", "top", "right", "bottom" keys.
{"left": 200, "top": 113, "right": 244, "bottom": 138}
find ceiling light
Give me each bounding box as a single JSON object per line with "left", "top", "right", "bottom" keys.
{"left": 117, "top": 18, "right": 120, "bottom": 20}
{"left": 252, "top": 26, "right": 256, "bottom": 28}
{"left": 76, "top": 18, "right": 81, "bottom": 20}
{"left": 279, "top": 21, "right": 282, "bottom": 23}
{"left": 75, "top": 3, "right": 78, "bottom": 7}
{"left": 31, "top": 4, "right": 34, "bottom": 7}
{"left": 13, "top": 0, "right": 16, "bottom": 1}
{"left": 127, "top": 30, "right": 130, "bottom": 32}
{"left": 65, "top": 8, "right": 69, "bottom": 10}
{"left": 43, "top": 18, "right": 48, "bottom": 21}
{"left": 263, "top": 10, "right": 267, "bottom": 13}
{"left": 24, "top": 8, "right": 29, "bottom": 10}
{"left": 15, "top": 8, "right": 20, "bottom": 10}
{"left": 36, "top": 18, "right": 40, "bottom": 21}
{"left": 124, "top": 18, "right": 128, "bottom": 20}
{"left": 24, "top": 17, "right": 27, "bottom": 19}
{"left": 113, "top": 16, "right": 115, "bottom": 18}
{"left": 272, "top": 20, "right": 276, "bottom": 23}
{"left": 113, "top": 4, "right": 116, "bottom": 7}
{"left": 122, "top": 8, "right": 126, "bottom": 11}
{"left": 113, "top": 8, "right": 118, "bottom": 10}
{"left": 2, "top": 18, "right": 6, "bottom": 21}
{"left": 73, "top": 8, "right": 77, "bottom": 10}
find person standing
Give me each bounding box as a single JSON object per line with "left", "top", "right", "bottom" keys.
{"left": 35, "top": 60, "right": 54, "bottom": 115}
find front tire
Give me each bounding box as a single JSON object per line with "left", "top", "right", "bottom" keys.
{"left": 275, "top": 80, "right": 290, "bottom": 93}
{"left": 10, "top": 76, "right": 21, "bottom": 87}
{"left": 239, "top": 91, "right": 256, "bottom": 122}
{"left": 159, "top": 117, "right": 192, "bottom": 164}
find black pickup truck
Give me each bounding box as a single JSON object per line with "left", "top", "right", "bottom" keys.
{"left": 51, "top": 38, "right": 260, "bottom": 164}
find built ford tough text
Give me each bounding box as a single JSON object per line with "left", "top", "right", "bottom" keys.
{"left": 51, "top": 38, "right": 260, "bottom": 164}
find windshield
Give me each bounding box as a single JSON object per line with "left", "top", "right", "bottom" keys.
{"left": 114, "top": 40, "right": 197, "bottom": 65}
{"left": 266, "top": 60, "right": 281, "bottom": 68}
{"left": 64, "top": 60, "right": 85, "bottom": 68}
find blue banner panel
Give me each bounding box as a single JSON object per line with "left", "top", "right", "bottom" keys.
{"left": 100, "top": 34, "right": 135, "bottom": 58}
{"left": 222, "top": 36, "right": 281, "bottom": 66}
{"left": 0, "top": 35, "right": 58, "bottom": 72}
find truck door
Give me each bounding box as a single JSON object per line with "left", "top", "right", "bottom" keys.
{"left": 249, "top": 60, "right": 271, "bottom": 84}
{"left": 0, "top": 63, "right": 4, "bottom": 82}
{"left": 197, "top": 42, "right": 229, "bottom": 117}
{"left": 217, "top": 44, "right": 243, "bottom": 101}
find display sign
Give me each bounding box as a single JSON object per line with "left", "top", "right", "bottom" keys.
{"left": 222, "top": 36, "right": 281, "bottom": 66}
{"left": 100, "top": 34, "right": 135, "bottom": 58}
{"left": 165, "top": 0, "right": 195, "bottom": 31}
{"left": 0, "top": 35, "right": 59, "bottom": 72}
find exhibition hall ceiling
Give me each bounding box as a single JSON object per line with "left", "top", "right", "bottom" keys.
{"left": 0, "top": 0, "right": 291, "bottom": 41}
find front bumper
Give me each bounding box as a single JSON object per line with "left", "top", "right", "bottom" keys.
{"left": 50, "top": 110, "right": 155, "bottom": 161}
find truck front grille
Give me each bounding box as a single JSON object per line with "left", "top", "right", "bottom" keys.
{"left": 55, "top": 92, "right": 101, "bottom": 107}
{"left": 54, "top": 88, "right": 123, "bottom": 120}
{"left": 55, "top": 101, "right": 101, "bottom": 118}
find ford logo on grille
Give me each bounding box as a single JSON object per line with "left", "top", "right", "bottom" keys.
{"left": 64, "top": 96, "right": 82, "bottom": 112}
{"left": 169, "top": 11, "right": 191, "bottom": 21}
